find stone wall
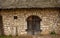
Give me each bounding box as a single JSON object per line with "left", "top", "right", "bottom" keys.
{"left": 0, "top": 8, "right": 60, "bottom": 35}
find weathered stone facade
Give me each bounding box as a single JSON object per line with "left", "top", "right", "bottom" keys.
{"left": 0, "top": 8, "right": 60, "bottom": 36}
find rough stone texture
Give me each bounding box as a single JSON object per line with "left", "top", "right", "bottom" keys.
{"left": 0, "top": 8, "right": 60, "bottom": 35}
{"left": 0, "top": 0, "right": 60, "bottom": 9}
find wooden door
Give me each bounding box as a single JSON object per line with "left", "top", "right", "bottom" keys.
{"left": 26, "top": 15, "right": 42, "bottom": 35}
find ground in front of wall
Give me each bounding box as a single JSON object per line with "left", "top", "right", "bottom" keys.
{"left": 0, "top": 34, "right": 60, "bottom": 38}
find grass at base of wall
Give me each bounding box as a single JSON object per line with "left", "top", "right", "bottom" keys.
{"left": 0, "top": 35, "right": 12, "bottom": 38}
{"left": 0, "top": 35, "right": 33, "bottom": 38}
{"left": 0, "top": 34, "right": 60, "bottom": 38}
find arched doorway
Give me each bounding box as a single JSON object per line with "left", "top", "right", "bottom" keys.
{"left": 26, "top": 15, "right": 42, "bottom": 35}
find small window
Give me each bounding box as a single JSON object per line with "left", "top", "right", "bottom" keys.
{"left": 14, "top": 16, "right": 17, "bottom": 19}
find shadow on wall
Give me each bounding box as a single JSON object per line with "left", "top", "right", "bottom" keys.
{"left": 0, "top": 15, "right": 4, "bottom": 35}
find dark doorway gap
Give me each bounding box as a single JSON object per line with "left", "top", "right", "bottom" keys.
{"left": 0, "top": 15, "right": 4, "bottom": 35}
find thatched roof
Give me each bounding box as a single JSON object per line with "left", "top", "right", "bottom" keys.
{"left": 0, "top": 0, "right": 60, "bottom": 9}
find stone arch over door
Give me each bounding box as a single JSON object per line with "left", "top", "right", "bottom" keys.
{"left": 26, "top": 15, "right": 42, "bottom": 35}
